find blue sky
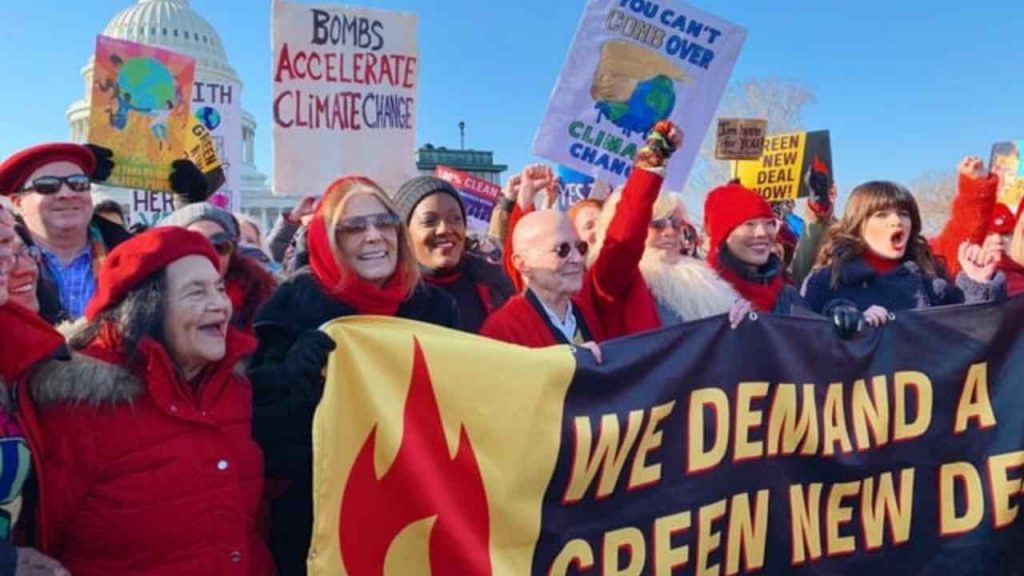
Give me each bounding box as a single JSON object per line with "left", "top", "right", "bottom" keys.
{"left": 2, "top": 0, "right": 1023, "bottom": 203}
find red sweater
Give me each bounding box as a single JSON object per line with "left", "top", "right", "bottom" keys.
{"left": 999, "top": 256, "right": 1024, "bottom": 297}
{"left": 930, "top": 173, "right": 998, "bottom": 277}
{"left": 486, "top": 168, "right": 663, "bottom": 346}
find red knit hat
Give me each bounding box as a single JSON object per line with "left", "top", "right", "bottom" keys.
{"left": 990, "top": 203, "right": 1017, "bottom": 235}
{"left": 85, "top": 227, "right": 219, "bottom": 320}
{"left": 703, "top": 183, "right": 776, "bottom": 267}
{"left": 0, "top": 143, "right": 95, "bottom": 195}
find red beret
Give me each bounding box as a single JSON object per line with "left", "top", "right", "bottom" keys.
{"left": 990, "top": 203, "right": 1017, "bottom": 236}
{"left": 703, "top": 183, "right": 776, "bottom": 267}
{"left": 0, "top": 143, "right": 95, "bottom": 196}
{"left": 85, "top": 227, "right": 219, "bottom": 320}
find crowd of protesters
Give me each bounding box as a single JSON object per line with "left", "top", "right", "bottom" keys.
{"left": 0, "top": 119, "right": 1014, "bottom": 575}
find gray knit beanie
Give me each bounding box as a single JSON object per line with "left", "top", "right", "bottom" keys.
{"left": 393, "top": 176, "right": 466, "bottom": 225}
{"left": 157, "top": 202, "right": 239, "bottom": 241}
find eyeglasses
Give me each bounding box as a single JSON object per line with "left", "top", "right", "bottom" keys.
{"left": 212, "top": 239, "right": 235, "bottom": 256}
{"left": 650, "top": 216, "right": 684, "bottom": 231}
{"left": 552, "top": 240, "right": 589, "bottom": 259}
{"left": 337, "top": 213, "right": 401, "bottom": 236}
{"left": 20, "top": 174, "right": 91, "bottom": 195}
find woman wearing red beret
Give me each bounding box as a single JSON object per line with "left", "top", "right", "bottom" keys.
{"left": 248, "top": 176, "right": 457, "bottom": 575}
{"left": 21, "top": 227, "right": 273, "bottom": 576}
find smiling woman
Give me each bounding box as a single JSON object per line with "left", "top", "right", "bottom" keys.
{"left": 23, "top": 227, "right": 274, "bottom": 576}
{"left": 248, "top": 174, "right": 459, "bottom": 575}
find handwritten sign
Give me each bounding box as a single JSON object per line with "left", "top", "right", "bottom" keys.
{"left": 715, "top": 118, "right": 767, "bottom": 160}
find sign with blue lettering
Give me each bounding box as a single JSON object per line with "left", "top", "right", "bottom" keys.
{"left": 533, "top": 0, "right": 746, "bottom": 191}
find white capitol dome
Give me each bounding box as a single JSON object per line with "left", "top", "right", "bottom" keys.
{"left": 66, "top": 0, "right": 292, "bottom": 232}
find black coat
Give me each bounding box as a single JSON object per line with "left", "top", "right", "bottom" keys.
{"left": 248, "top": 269, "right": 458, "bottom": 576}
{"left": 426, "top": 254, "right": 514, "bottom": 333}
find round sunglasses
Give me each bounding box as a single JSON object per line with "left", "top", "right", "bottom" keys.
{"left": 650, "top": 216, "right": 684, "bottom": 231}
{"left": 552, "top": 240, "right": 589, "bottom": 259}
{"left": 20, "top": 174, "right": 91, "bottom": 195}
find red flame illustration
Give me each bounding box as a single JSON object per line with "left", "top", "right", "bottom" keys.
{"left": 339, "top": 339, "right": 491, "bottom": 575}
{"left": 812, "top": 154, "right": 830, "bottom": 176}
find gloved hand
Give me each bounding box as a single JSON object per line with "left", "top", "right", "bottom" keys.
{"left": 635, "top": 120, "right": 683, "bottom": 170}
{"left": 831, "top": 303, "right": 862, "bottom": 340}
{"left": 169, "top": 159, "right": 210, "bottom": 206}
{"left": 84, "top": 144, "right": 115, "bottom": 182}
{"left": 286, "top": 330, "right": 336, "bottom": 382}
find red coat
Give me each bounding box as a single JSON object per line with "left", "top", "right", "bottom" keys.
{"left": 930, "top": 173, "right": 998, "bottom": 277}
{"left": 999, "top": 256, "right": 1024, "bottom": 296}
{"left": 486, "top": 168, "right": 663, "bottom": 346}
{"left": 21, "top": 328, "right": 273, "bottom": 576}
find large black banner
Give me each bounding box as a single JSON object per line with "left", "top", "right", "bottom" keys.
{"left": 534, "top": 297, "right": 1024, "bottom": 575}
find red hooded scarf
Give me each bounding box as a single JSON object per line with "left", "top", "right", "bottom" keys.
{"left": 306, "top": 176, "right": 412, "bottom": 316}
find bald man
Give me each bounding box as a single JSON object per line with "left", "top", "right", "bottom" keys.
{"left": 480, "top": 209, "right": 603, "bottom": 356}
{"left": 482, "top": 122, "right": 683, "bottom": 350}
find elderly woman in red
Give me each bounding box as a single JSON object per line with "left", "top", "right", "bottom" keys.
{"left": 23, "top": 227, "right": 273, "bottom": 576}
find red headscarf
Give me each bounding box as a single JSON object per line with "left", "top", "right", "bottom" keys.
{"left": 307, "top": 176, "right": 413, "bottom": 315}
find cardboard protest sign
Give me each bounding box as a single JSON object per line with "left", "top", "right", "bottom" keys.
{"left": 737, "top": 130, "right": 832, "bottom": 202}
{"left": 272, "top": 0, "right": 419, "bottom": 195}
{"left": 131, "top": 116, "right": 225, "bottom": 228}
{"left": 532, "top": 0, "right": 746, "bottom": 191}
{"left": 715, "top": 117, "right": 767, "bottom": 160}
{"left": 434, "top": 166, "right": 501, "bottom": 233}
{"left": 192, "top": 80, "right": 242, "bottom": 211}
{"left": 990, "top": 141, "right": 1024, "bottom": 211}
{"left": 313, "top": 299, "right": 1024, "bottom": 575}
{"left": 88, "top": 35, "right": 195, "bottom": 192}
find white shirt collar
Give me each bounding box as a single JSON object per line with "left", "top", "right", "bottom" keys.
{"left": 536, "top": 296, "right": 577, "bottom": 343}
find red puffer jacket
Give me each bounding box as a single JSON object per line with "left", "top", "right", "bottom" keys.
{"left": 21, "top": 326, "right": 273, "bottom": 576}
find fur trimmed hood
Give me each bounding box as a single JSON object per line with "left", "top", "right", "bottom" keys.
{"left": 30, "top": 352, "right": 142, "bottom": 408}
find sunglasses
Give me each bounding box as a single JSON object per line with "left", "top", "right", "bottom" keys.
{"left": 650, "top": 216, "right": 684, "bottom": 231}
{"left": 337, "top": 213, "right": 401, "bottom": 236}
{"left": 20, "top": 174, "right": 91, "bottom": 195}
{"left": 552, "top": 240, "right": 589, "bottom": 259}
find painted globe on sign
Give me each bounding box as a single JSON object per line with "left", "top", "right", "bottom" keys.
{"left": 196, "top": 106, "right": 222, "bottom": 130}
{"left": 119, "top": 57, "right": 177, "bottom": 111}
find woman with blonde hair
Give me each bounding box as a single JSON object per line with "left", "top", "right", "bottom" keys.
{"left": 588, "top": 187, "right": 741, "bottom": 326}
{"left": 247, "top": 176, "right": 457, "bottom": 575}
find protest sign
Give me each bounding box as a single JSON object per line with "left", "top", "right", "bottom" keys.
{"left": 532, "top": 0, "right": 746, "bottom": 191}
{"left": 434, "top": 166, "right": 501, "bottom": 233}
{"left": 192, "top": 80, "right": 242, "bottom": 211}
{"left": 737, "top": 130, "right": 832, "bottom": 202}
{"left": 990, "top": 141, "right": 1024, "bottom": 211}
{"left": 311, "top": 297, "right": 1024, "bottom": 575}
{"left": 272, "top": 0, "right": 419, "bottom": 195}
{"left": 715, "top": 117, "right": 767, "bottom": 160}
{"left": 554, "top": 165, "right": 612, "bottom": 211}
{"left": 88, "top": 35, "right": 195, "bottom": 192}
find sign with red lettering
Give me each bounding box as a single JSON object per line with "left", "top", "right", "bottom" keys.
{"left": 272, "top": 0, "right": 419, "bottom": 195}
{"left": 434, "top": 165, "right": 501, "bottom": 233}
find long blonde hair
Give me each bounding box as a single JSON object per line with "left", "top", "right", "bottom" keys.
{"left": 319, "top": 176, "right": 420, "bottom": 296}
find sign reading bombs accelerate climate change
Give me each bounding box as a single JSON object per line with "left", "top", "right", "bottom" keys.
{"left": 311, "top": 298, "right": 1024, "bottom": 575}
{"left": 272, "top": 0, "right": 419, "bottom": 195}
{"left": 88, "top": 35, "right": 196, "bottom": 192}
{"left": 737, "top": 130, "right": 833, "bottom": 202}
{"left": 533, "top": 0, "right": 746, "bottom": 191}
